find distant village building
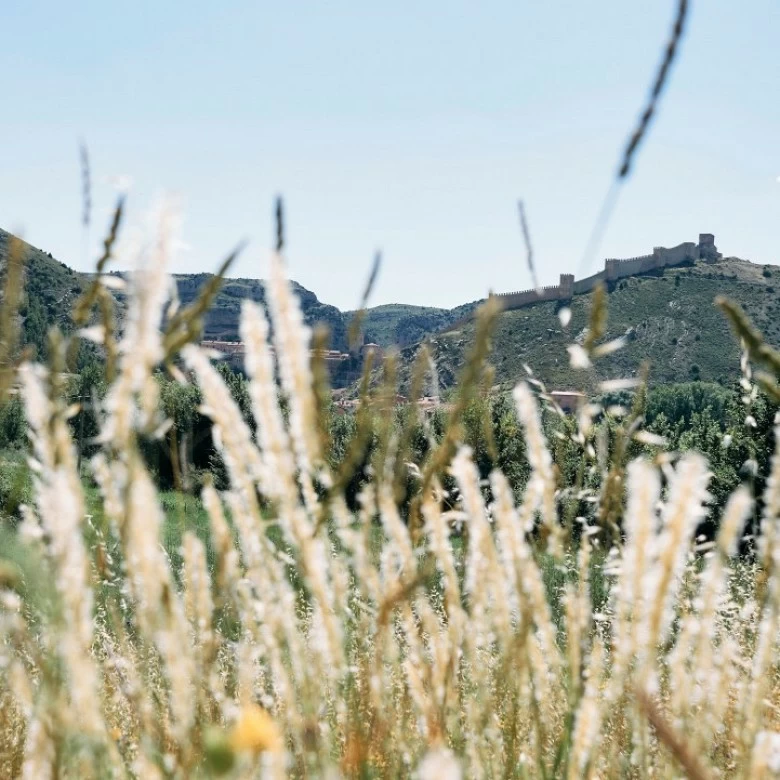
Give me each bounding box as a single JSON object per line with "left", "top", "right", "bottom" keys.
{"left": 201, "top": 339, "right": 350, "bottom": 369}
{"left": 311, "top": 347, "right": 350, "bottom": 367}
{"left": 333, "top": 393, "right": 451, "bottom": 416}
{"left": 549, "top": 391, "right": 585, "bottom": 414}
{"left": 201, "top": 340, "right": 245, "bottom": 357}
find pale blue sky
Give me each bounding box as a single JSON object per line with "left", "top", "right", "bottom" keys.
{"left": 2, "top": 1, "right": 778, "bottom": 309}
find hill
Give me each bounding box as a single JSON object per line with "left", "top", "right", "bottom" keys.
{"left": 1, "top": 230, "right": 349, "bottom": 351}
{"left": 0, "top": 228, "right": 470, "bottom": 356}
{"left": 172, "top": 273, "right": 348, "bottom": 350}
{"left": 0, "top": 228, "right": 85, "bottom": 356}
{"left": 401, "top": 256, "right": 780, "bottom": 395}
{"left": 345, "top": 302, "right": 479, "bottom": 348}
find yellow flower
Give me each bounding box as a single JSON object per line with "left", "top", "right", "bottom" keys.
{"left": 229, "top": 704, "right": 282, "bottom": 754}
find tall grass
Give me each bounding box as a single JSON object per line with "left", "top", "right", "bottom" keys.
{"left": 1, "top": 210, "right": 780, "bottom": 779}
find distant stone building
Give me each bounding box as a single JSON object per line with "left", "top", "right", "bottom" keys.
{"left": 201, "top": 339, "right": 350, "bottom": 370}
{"left": 698, "top": 233, "right": 721, "bottom": 263}
{"left": 549, "top": 391, "right": 585, "bottom": 414}
{"left": 201, "top": 339, "right": 246, "bottom": 357}
{"left": 333, "top": 393, "right": 452, "bottom": 416}
{"left": 311, "top": 347, "right": 350, "bottom": 368}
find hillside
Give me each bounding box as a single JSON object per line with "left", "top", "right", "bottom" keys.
{"left": 172, "top": 274, "right": 348, "bottom": 350}
{"left": 0, "top": 228, "right": 471, "bottom": 355}
{"left": 0, "top": 228, "right": 85, "bottom": 355}
{"left": 403, "top": 256, "right": 780, "bottom": 394}
{"left": 345, "top": 301, "right": 479, "bottom": 348}
{"left": 1, "top": 229, "right": 349, "bottom": 351}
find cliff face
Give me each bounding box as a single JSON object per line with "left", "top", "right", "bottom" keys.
{"left": 172, "top": 274, "right": 348, "bottom": 351}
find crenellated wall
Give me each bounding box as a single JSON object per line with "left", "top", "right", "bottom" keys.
{"left": 490, "top": 274, "right": 573, "bottom": 311}
{"left": 655, "top": 241, "right": 698, "bottom": 267}
{"left": 573, "top": 270, "right": 605, "bottom": 295}
{"left": 605, "top": 254, "right": 654, "bottom": 280}
{"left": 490, "top": 274, "right": 574, "bottom": 309}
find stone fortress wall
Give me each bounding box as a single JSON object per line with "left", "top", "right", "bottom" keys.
{"left": 491, "top": 274, "right": 574, "bottom": 309}
{"left": 489, "top": 233, "right": 721, "bottom": 313}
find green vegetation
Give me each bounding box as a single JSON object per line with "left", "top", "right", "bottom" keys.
{"left": 0, "top": 229, "right": 84, "bottom": 357}
{"left": 345, "top": 302, "right": 477, "bottom": 347}
{"left": 172, "top": 273, "right": 349, "bottom": 349}
{"left": 2, "top": 370, "right": 775, "bottom": 532}
{"left": 3, "top": 228, "right": 778, "bottom": 531}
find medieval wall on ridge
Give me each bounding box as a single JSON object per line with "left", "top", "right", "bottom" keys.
{"left": 488, "top": 235, "right": 717, "bottom": 314}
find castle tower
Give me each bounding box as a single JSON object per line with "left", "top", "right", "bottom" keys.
{"left": 559, "top": 273, "right": 574, "bottom": 298}
{"left": 698, "top": 233, "right": 721, "bottom": 263}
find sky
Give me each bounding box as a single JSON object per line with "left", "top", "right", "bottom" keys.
{"left": 1, "top": 1, "right": 778, "bottom": 310}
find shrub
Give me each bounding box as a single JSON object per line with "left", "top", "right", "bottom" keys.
{"left": 0, "top": 396, "right": 25, "bottom": 449}
{"left": 0, "top": 450, "right": 33, "bottom": 518}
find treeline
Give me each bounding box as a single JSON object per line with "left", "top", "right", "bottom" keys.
{"left": 1, "top": 359, "right": 776, "bottom": 534}
{"left": 460, "top": 380, "right": 776, "bottom": 538}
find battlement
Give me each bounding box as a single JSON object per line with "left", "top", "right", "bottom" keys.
{"left": 606, "top": 254, "right": 654, "bottom": 264}
{"left": 489, "top": 273, "right": 575, "bottom": 310}
{"left": 493, "top": 282, "right": 560, "bottom": 297}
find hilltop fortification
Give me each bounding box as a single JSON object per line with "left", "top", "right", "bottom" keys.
{"left": 489, "top": 233, "right": 721, "bottom": 312}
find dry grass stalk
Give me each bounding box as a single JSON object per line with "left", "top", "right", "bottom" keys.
{"left": 0, "top": 209, "right": 779, "bottom": 778}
